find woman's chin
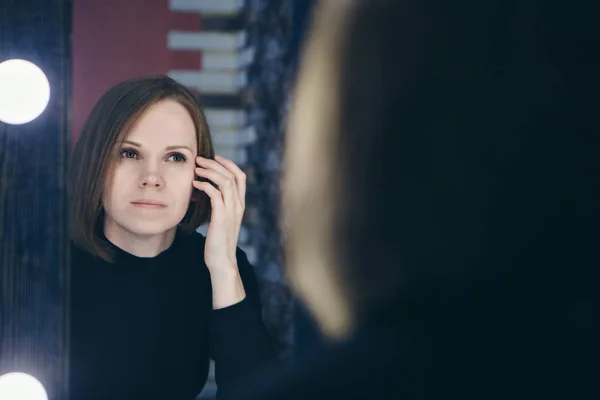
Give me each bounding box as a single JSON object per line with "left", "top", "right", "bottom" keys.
{"left": 115, "top": 221, "right": 179, "bottom": 238}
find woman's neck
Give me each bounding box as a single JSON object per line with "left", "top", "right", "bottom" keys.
{"left": 103, "top": 219, "right": 177, "bottom": 258}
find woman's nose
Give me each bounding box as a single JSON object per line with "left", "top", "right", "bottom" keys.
{"left": 139, "top": 166, "right": 165, "bottom": 189}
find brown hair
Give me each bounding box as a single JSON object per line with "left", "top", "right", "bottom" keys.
{"left": 70, "top": 75, "right": 214, "bottom": 262}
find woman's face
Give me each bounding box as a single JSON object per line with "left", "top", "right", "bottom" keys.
{"left": 102, "top": 99, "right": 198, "bottom": 238}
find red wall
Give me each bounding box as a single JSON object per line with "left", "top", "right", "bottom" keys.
{"left": 72, "top": 0, "right": 202, "bottom": 142}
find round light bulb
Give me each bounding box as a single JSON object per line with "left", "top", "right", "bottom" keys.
{"left": 0, "top": 59, "right": 51, "bottom": 125}
{"left": 0, "top": 373, "right": 48, "bottom": 400}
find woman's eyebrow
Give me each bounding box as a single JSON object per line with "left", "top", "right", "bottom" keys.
{"left": 165, "top": 145, "right": 194, "bottom": 153}
{"left": 121, "top": 140, "right": 193, "bottom": 153}
{"left": 122, "top": 140, "right": 142, "bottom": 147}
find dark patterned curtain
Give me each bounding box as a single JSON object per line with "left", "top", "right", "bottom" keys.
{"left": 246, "top": 0, "right": 322, "bottom": 364}
{"left": 246, "top": 0, "right": 296, "bottom": 363}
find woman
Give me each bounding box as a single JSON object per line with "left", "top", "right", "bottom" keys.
{"left": 69, "top": 76, "right": 274, "bottom": 400}
{"left": 238, "top": 0, "right": 597, "bottom": 398}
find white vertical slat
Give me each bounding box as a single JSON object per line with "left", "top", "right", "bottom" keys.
{"left": 170, "top": 0, "right": 245, "bottom": 15}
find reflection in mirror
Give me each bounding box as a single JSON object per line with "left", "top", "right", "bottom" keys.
{"left": 68, "top": 0, "right": 294, "bottom": 399}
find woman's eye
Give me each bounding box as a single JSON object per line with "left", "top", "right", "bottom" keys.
{"left": 120, "top": 149, "right": 138, "bottom": 159}
{"left": 168, "top": 153, "right": 186, "bottom": 163}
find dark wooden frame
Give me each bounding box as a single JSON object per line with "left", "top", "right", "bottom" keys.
{"left": 0, "top": 1, "right": 71, "bottom": 398}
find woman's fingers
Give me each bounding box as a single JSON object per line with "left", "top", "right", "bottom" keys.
{"left": 196, "top": 156, "right": 235, "bottom": 181}
{"left": 192, "top": 180, "right": 224, "bottom": 210}
{"left": 195, "top": 167, "right": 236, "bottom": 205}
{"left": 196, "top": 156, "right": 246, "bottom": 210}
{"left": 215, "top": 155, "right": 246, "bottom": 209}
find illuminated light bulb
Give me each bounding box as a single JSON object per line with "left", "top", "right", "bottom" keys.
{"left": 0, "top": 372, "right": 48, "bottom": 400}
{"left": 0, "top": 59, "right": 51, "bottom": 125}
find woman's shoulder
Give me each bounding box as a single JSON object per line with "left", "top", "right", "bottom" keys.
{"left": 70, "top": 240, "right": 94, "bottom": 263}
{"left": 176, "top": 230, "right": 206, "bottom": 254}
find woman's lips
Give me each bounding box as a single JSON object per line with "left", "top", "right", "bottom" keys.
{"left": 131, "top": 201, "right": 167, "bottom": 209}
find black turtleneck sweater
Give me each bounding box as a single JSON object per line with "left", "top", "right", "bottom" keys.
{"left": 69, "top": 231, "right": 275, "bottom": 400}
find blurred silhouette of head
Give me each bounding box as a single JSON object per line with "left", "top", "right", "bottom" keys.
{"left": 283, "top": 0, "right": 598, "bottom": 337}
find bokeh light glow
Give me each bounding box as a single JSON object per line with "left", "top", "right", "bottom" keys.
{"left": 0, "top": 59, "right": 51, "bottom": 125}
{"left": 0, "top": 372, "right": 48, "bottom": 400}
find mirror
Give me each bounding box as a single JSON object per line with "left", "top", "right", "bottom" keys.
{"left": 1, "top": 1, "right": 311, "bottom": 399}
